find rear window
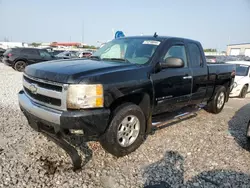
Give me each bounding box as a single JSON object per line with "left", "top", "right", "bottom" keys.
{"left": 3, "top": 49, "right": 12, "bottom": 55}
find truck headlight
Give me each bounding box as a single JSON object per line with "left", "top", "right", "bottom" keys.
{"left": 67, "top": 84, "right": 104, "bottom": 109}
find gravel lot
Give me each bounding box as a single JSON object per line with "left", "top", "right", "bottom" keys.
{"left": 1, "top": 63, "right": 250, "bottom": 188}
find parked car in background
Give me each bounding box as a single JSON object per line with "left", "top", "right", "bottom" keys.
{"left": 2, "top": 48, "right": 59, "bottom": 72}
{"left": 51, "top": 50, "right": 65, "bottom": 56}
{"left": 0, "top": 48, "right": 5, "bottom": 62}
{"left": 18, "top": 36, "right": 236, "bottom": 168}
{"left": 226, "top": 61, "right": 250, "bottom": 98}
{"left": 206, "top": 55, "right": 217, "bottom": 63}
{"left": 55, "top": 51, "right": 78, "bottom": 59}
{"left": 78, "top": 51, "right": 92, "bottom": 58}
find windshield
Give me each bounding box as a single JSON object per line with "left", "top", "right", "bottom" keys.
{"left": 236, "top": 65, "right": 249, "bottom": 76}
{"left": 93, "top": 38, "right": 161, "bottom": 64}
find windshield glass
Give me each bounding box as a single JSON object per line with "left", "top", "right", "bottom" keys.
{"left": 93, "top": 38, "right": 161, "bottom": 64}
{"left": 236, "top": 65, "right": 249, "bottom": 76}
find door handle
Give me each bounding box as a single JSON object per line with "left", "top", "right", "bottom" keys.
{"left": 183, "top": 76, "right": 192, "bottom": 79}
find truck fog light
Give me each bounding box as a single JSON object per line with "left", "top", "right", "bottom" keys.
{"left": 69, "top": 129, "right": 84, "bottom": 135}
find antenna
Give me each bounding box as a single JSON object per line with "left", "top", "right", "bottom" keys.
{"left": 154, "top": 32, "right": 158, "bottom": 38}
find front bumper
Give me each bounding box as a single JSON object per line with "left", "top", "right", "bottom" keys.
{"left": 18, "top": 90, "right": 110, "bottom": 170}
{"left": 2, "top": 58, "right": 13, "bottom": 66}
{"left": 18, "top": 90, "right": 110, "bottom": 139}
{"left": 230, "top": 84, "right": 243, "bottom": 97}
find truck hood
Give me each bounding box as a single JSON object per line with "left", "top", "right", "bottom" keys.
{"left": 24, "top": 59, "right": 137, "bottom": 83}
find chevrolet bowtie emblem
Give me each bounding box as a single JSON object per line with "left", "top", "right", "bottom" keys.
{"left": 29, "top": 84, "right": 38, "bottom": 94}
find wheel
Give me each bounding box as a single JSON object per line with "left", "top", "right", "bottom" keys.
{"left": 14, "top": 61, "right": 26, "bottom": 72}
{"left": 100, "top": 103, "right": 146, "bottom": 157}
{"left": 206, "top": 86, "right": 226, "bottom": 114}
{"left": 240, "top": 85, "right": 248, "bottom": 98}
{"left": 247, "top": 121, "right": 250, "bottom": 143}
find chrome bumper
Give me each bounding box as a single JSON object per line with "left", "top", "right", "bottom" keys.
{"left": 18, "top": 91, "right": 62, "bottom": 125}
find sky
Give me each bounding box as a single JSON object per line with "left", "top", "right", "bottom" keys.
{"left": 0, "top": 0, "right": 250, "bottom": 50}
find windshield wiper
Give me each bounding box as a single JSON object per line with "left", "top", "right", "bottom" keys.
{"left": 102, "top": 58, "right": 132, "bottom": 63}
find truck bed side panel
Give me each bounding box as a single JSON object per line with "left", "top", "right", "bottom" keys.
{"left": 206, "top": 64, "right": 235, "bottom": 101}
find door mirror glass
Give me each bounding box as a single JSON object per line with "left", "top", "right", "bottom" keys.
{"left": 160, "top": 57, "right": 184, "bottom": 68}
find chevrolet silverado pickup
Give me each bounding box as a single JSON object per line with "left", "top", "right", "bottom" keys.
{"left": 18, "top": 36, "right": 235, "bottom": 168}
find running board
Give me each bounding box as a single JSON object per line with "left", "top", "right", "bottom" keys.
{"left": 152, "top": 104, "right": 205, "bottom": 127}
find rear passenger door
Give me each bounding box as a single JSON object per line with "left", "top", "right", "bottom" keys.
{"left": 21, "top": 49, "right": 41, "bottom": 64}
{"left": 187, "top": 43, "right": 208, "bottom": 105}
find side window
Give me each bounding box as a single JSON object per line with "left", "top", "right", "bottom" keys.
{"left": 22, "top": 49, "right": 38, "bottom": 55}
{"left": 188, "top": 43, "right": 203, "bottom": 67}
{"left": 39, "top": 50, "right": 52, "bottom": 57}
{"left": 163, "top": 45, "right": 187, "bottom": 67}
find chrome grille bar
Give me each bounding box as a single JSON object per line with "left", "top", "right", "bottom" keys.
{"left": 23, "top": 78, "right": 62, "bottom": 99}
{"left": 22, "top": 74, "right": 68, "bottom": 111}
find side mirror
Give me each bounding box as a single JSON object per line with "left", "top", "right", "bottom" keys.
{"left": 160, "top": 57, "right": 184, "bottom": 69}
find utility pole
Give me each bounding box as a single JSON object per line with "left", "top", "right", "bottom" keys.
{"left": 81, "top": 20, "right": 84, "bottom": 44}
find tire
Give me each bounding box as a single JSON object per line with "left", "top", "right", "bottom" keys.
{"left": 247, "top": 121, "right": 250, "bottom": 143}
{"left": 14, "top": 61, "right": 26, "bottom": 72}
{"left": 240, "top": 85, "right": 248, "bottom": 98}
{"left": 100, "top": 103, "right": 146, "bottom": 157}
{"left": 206, "top": 86, "right": 226, "bottom": 114}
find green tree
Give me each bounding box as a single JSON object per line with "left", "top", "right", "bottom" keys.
{"left": 31, "top": 42, "right": 41, "bottom": 47}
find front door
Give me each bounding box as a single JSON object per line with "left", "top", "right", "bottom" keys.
{"left": 151, "top": 41, "right": 192, "bottom": 115}
{"left": 38, "top": 50, "right": 54, "bottom": 62}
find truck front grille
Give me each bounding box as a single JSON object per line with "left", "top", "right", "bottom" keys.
{"left": 23, "top": 74, "right": 68, "bottom": 110}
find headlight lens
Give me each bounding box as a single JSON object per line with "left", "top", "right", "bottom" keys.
{"left": 67, "top": 84, "right": 103, "bottom": 109}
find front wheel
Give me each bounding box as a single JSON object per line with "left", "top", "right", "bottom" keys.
{"left": 100, "top": 103, "right": 146, "bottom": 157}
{"left": 206, "top": 86, "right": 226, "bottom": 114}
{"left": 240, "top": 85, "right": 248, "bottom": 98}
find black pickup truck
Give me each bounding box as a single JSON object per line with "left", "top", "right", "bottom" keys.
{"left": 18, "top": 36, "right": 235, "bottom": 169}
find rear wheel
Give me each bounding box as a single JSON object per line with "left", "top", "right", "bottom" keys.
{"left": 206, "top": 86, "right": 226, "bottom": 114}
{"left": 240, "top": 85, "right": 248, "bottom": 98}
{"left": 100, "top": 103, "right": 146, "bottom": 157}
{"left": 14, "top": 61, "right": 26, "bottom": 72}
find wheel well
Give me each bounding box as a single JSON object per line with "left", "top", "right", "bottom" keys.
{"left": 14, "top": 59, "right": 27, "bottom": 64}
{"left": 109, "top": 93, "right": 152, "bottom": 133}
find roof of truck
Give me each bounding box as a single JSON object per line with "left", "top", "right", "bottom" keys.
{"left": 120, "top": 36, "right": 200, "bottom": 43}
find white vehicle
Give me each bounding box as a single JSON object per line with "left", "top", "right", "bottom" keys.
{"left": 226, "top": 61, "right": 250, "bottom": 98}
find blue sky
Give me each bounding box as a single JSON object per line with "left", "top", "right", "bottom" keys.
{"left": 0, "top": 0, "right": 250, "bottom": 50}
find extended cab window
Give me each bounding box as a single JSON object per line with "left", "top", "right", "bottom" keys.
{"left": 188, "top": 43, "right": 203, "bottom": 67}
{"left": 163, "top": 45, "right": 187, "bottom": 67}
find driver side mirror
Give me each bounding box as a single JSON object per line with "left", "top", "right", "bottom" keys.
{"left": 160, "top": 57, "right": 184, "bottom": 69}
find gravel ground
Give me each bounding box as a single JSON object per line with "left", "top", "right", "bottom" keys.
{"left": 1, "top": 63, "right": 250, "bottom": 188}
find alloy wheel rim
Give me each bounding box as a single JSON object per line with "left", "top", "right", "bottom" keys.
{"left": 217, "top": 92, "right": 225, "bottom": 109}
{"left": 117, "top": 115, "right": 140, "bottom": 147}
{"left": 16, "top": 62, "right": 25, "bottom": 71}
